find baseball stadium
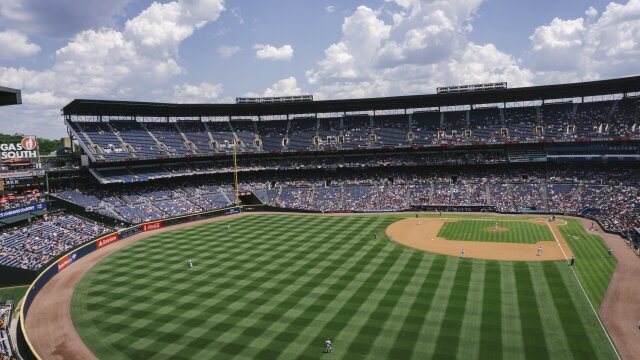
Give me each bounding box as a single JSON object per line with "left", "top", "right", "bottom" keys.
{"left": 1, "top": 2, "right": 640, "bottom": 359}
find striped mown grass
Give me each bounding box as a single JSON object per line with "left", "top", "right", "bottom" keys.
{"left": 556, "top": 218, "right": 616, "bottom": 309}
{"left": 71, "top": 214, "right": 617, "bottom": 359}
{"left": 437, "top": 220, "right": 554, "bottom": 243}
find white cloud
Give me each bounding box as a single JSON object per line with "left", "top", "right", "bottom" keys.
{"left": 529, "top": 0, "right": 640, "bottom": 81}
{"left": 326, "top": 5, "right": 336, "bottom": 13}
{"left": 254, "top": 44, "right": 294, "bottom": 61}
{"left": 243, "top": 76, "right": 304, "bottom": 98}
{"left": 22, "top": 91, "right": 68, "bottom": 107}
{"left": 306, "top": 1, "right": 530, "bottom": 99}
{"left": 585, "top": 6, "right": 598, "bottom": 18}
{"left": 263, "top": 77, "right": 303, "bottom": 97}
{"left": 173, "top": 82, "right": 224, "bottom": 103}
{"left": 0, "top": 30, "right": 40, "bottom": 59}
{"left": 0, "top": 0, "right": 226, "bottom": 138}
{"left": 217, "top": 44, "right": 241, "bottom": 58}
{"left": 529, "top": 17, "right": 586, "bottom": 72}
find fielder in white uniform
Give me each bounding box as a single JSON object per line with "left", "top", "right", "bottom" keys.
{"left": 325, "top": 339, "right": 332, "bottom": 353}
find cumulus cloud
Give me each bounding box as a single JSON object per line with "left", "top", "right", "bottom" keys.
{"left": 585, "top": 6, "right": 598, "bottom": 18}
{"left": 263, "top": 77, "right": 303, "bottom": 97}
{"left": 306, "top": 0, "right": 531, "bottom": 99}
{"left": 0, "top": 30, "right": 40, "bottom": 59}
{"left": 173, "top": 82, "right": 224, "bottom": 103}
{"left": 0, "top": 0, "right": 226, "bottom": 137}
{"left": 254, "top": 44, "right": 294, "bottom": 61}
{"left": 243, "top": 77, "right": 304, "bottom": 98}
{"left": 530, "top": 0, "right": 640, "bottom": 82}
{"left": 217, "top": 44, "right": 241, "bottom": 58}
{"left": 326, "top": 5, "right": 336, "bottom": 13}
{"left": 529, "top": 17, "right": 586, "bottom": 72}
{"left": 22, "top": 91, "right": 68, "bottom": 107}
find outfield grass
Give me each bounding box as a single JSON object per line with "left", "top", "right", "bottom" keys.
{"left": 71, "top": 214, "right": 617, "bottom": 359}
{"left": 438, "top": 220, "right": 555, "bottom": 243}
{"left": 556, "top": 218, "right": 617, "bottom": 309}
{"left": 0, "top": 285, "right": 28, "bottom": 303}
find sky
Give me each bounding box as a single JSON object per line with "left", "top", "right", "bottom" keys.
{"left": 0, "top": 0, "right": 639, "bottom": 138}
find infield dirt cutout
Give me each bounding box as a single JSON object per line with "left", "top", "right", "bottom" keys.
{"left": 386, "top": 217, "right": 573, "bottom": 261}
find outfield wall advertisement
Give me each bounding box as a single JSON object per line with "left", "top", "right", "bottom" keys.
{"left": 96, "top": 233, "right": 119, "bottom": 249}
{"left": 57, "top": 253, "right": 78, "bottom": 272}
{"left": 142, "top": 221, "right": 163, "bottom": 232}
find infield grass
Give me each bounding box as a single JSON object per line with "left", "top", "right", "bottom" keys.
{"left": 71, "top": 214, "right": 617, "bottom": 359}
{"left": 437, "top": 219, "right": 555, "bottom": 243}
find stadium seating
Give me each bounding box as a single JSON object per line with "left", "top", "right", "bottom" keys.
{"left": 0, "top": 213, "right": 111, "bottom": 270}
{"left": 68, "top": 98, "right": 640, "bottom": 162}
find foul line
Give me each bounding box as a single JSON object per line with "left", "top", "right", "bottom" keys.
{"left": 547, "top": 222, "right": 621, "bottom": 360}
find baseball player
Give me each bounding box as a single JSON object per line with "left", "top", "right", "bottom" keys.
{"left": 325, "top": 338, "right": 332, "bottom": 353}
{"left": 569, "top": 255, "right": 575, "bottom": 266}
{"left": 374, "top": 232, "right": 377, "bottom": 239}
{"left": 460, "top": 248, "right": 465, "bottom": 258}
{"left": 495, "top": 222, "right": 498, "bottom": 230}
{"left": 227, "top": 224, "right": 232, "bottom": 231}
{"left": 188, "top": 259, "right": 193, "bottom": 268}
{"left": 537, "top": 246, "right": 542, "bottom": 256}
{"left": 608, "top": 248, "right": 612, "bottom": 257}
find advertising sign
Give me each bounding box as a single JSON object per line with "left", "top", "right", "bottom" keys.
{"left": 0, "top": 136, "right": 39, "bottom": 159}
{"left": 57, "top": 252, "right": 78, "bottom": 272}
{"left": 96, "top": 233, "right": 119, "bottom": 249}
{"left": 142, "top": 221, "right": 163, "bottom": 232}
{"left": 118, "top": 225, "right": 141, "bottom": 239}
{"left": 0, "top": 202, "right": 46, "bottom": 219}
{"left": 224, "top": 207, "right": 241, "bottom": 215}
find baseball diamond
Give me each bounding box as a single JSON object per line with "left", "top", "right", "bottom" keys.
{"left": 60, "top": 213, "right": 618, "bottom": 359}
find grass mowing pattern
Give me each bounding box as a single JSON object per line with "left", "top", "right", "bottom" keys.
{"left": 71, "top": 214, "right": 617, "bottom": 359}
{"left": 438, "top": 220, "right": 554, "bottom": 243}
{"left": 556, "top": 218, "right": 616, "bottom": 309}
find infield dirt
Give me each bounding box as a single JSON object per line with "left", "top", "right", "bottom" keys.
{"left": 386, "top": 217, "right": 573, "bottom": 261}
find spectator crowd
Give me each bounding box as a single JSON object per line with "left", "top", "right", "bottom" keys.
{"left": 0, "top": 213, "right": 111, "bottom": 270}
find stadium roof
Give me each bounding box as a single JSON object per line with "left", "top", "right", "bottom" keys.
{"left": 0, "top": 86, "right": 21, "bottom": 107}
{"left": 63, "top": 75, "right": 640, "bottom": 118}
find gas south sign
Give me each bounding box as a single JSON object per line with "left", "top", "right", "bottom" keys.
{"left": 1, "top": 136, "right": 38, "bottom": 159}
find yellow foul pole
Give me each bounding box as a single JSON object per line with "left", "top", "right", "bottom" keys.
{"left": 233, "top": 140, "right": 239, "bottom": 206}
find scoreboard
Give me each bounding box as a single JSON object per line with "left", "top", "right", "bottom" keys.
{"left": 0, "top": 175, "right": 45, "bottom": 189}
